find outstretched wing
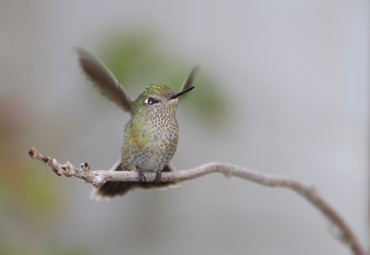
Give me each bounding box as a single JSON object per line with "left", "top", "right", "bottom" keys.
{"left": 180, "top": 66, "right": 199, "bottom": 98}
{"left": 76, "top": 47, "right": 131, "bottom": 112}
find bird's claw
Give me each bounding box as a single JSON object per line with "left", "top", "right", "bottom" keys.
{"left": 154, "top": 170, "right": 162, "bottom": 184}
{"left": 137, "top": 167, "right": 146, "bottom": 182}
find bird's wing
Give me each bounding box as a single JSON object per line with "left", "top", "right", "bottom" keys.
{"left": 179, "top": 66, "right": 199, "bottom": 99}
{"left": 76, "top": 47, "right": 131, "bottom": 112}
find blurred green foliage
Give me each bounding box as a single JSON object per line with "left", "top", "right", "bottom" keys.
{"left": 98, "top": 33, "right": 228, "bottom": 125}
{"left": 0, "top": 96, "right": 90, "bottom": 255}
{"left": 0, "top": 97, "right": 60, "bottom": 219}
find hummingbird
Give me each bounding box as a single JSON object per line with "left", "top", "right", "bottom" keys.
{"left": 76, "top": 48, "right": 197, "bottom": 199}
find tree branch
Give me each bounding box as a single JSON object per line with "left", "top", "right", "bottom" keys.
{"left": 28, "top": 147, "right": 366, "bottom": 255}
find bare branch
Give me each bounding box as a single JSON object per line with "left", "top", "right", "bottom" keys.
{"left": 28, "top": 147, "right": 366, "bottom": 255}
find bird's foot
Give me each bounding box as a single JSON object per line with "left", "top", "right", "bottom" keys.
{"left": 154, "top": 170, "right": 162, "bottom": 184}
{"left": 137, "top": 167, "right": 146, "bottom": 182}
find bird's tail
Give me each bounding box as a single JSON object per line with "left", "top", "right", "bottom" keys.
{"left": 90, "top": 160, "right": 181, "bottom": 200}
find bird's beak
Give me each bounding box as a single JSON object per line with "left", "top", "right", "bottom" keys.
{"left": 170, "top": 86, "right": 195, "bottom": 99}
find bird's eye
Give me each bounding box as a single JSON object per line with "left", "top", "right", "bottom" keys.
{"left": 145, "top": 98, "right": 157, "bottom": 105}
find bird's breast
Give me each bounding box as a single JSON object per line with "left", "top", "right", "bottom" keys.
{"left": 121, "top": 117, "right": 179, "bottom": 171}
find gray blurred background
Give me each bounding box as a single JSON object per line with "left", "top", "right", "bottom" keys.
{"left": 0, "top": 1, "right": 368, "bottom": 255}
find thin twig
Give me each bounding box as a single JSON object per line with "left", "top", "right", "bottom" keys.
{"left": 28, "top": 147, "right": 366, "bottom": 255}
